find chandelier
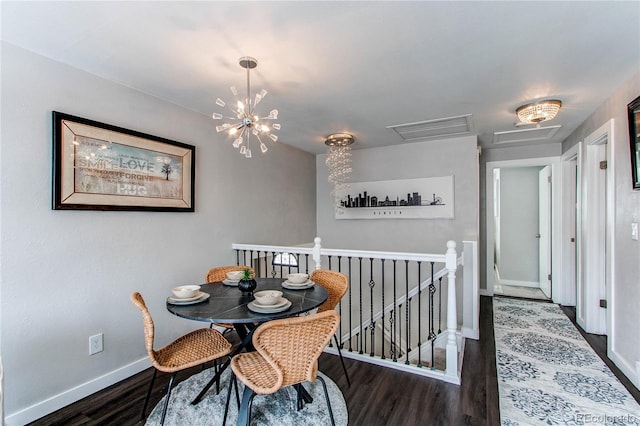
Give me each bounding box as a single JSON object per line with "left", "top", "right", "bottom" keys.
{"left": 516, "top": 99, "right": 562, "bottom": 124}
{"left": 325, "top": 133, "right": 354, "bottom": 212}
{"left": 212, "top": 56, "right": 280, "bottom": 158}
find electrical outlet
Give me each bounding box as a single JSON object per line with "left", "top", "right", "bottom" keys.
{"left": 89, "top": 333, "right": 103, "bottom": 355}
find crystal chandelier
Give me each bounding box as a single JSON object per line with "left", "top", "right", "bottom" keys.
{"left": 325, "top": 133, "right": 354, "bottom": 212}
{"left": 212, "top": 56, "right": 280, "bottom": 158}
{"left": 516, "top": 99, "right": 562, "bottom": 124}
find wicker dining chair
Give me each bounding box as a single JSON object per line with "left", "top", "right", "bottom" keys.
{"left": 310, "top": 269, "right": 351, "bottom": 386}
{"left": 205, "top": 265, "right": 255, "bottom": 333}
{"left": 131, "top": 292, "right": 232, "bottom": 425}
{"left": 229, "top": 310, "right": 341, "bottom": 426}
{"left": 205, "top": 265, "right": 255, "bottom": 284}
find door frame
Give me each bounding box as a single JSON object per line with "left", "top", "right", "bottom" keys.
{"left": 538, "top": 165, "right": 552, "bottom": 298}
{"left": 560, "top": 143, "right": 579, "bottom": 308}
{"left": 575, "top": 119, "right": 615, "bottom": 336}
{"left": 485, "top": 156, "right": 563, "bottom": 302}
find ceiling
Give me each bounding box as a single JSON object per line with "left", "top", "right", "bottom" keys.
{"left": 2, "top": 1, "right": 639, "bottom": 155}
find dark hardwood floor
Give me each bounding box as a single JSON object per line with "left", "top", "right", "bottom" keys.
{"left": 28, "top": 297, "right": 499, "bottom": 426}
{"left": 31, "top": 296, "right": 638, "bottom": 425}
{"left": 320, "top": 294, "right": 499, "bottom": 425}
{"left": 560, "top": 305, "right": 640, "bottom": 404}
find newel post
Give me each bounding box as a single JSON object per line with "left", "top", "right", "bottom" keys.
{"left": 444, "top": 240, "right": 459, "bottom": 382}
{"left": 312, "top": 237, "right": 322, "bottom": 270}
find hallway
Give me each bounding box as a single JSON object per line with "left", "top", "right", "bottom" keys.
{"left": 494, "top": 296, "right": 640, "bottom": 424}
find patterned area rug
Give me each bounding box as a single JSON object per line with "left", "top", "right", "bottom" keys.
{"left": 494, "top": 297, "right": 640, "bottom": 425}
{"left": 145, "top": 368, "right": 348, "bottom": 426}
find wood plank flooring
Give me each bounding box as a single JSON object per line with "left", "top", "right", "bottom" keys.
{"left": 28, "top": 297, "right": 499, "bottom": 426}
{"left": 29, "top": 296, "right": 637, "bottom": 425}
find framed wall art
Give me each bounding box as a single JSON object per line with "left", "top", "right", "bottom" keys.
{"left": 627, "top": 95, "right": 640, "bottom": 190}
{"left": 52, "top": 111, "right": 195, "bottom": 211}
{"left": 335, "top": 176, "right": 454, "bottom": 219}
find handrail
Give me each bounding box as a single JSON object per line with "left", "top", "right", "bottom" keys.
{"left": 231, "top": 243, "right": 313, "bottom": 254}
{"left": 232, "top": 238, "right": 447, "bottom": 264}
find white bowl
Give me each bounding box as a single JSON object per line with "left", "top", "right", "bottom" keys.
{"left": 172, "top": 285, "right": 201, "bottom": 299}
{"left": 226, "top": 270, "right": 245, "bottom": 281}
{"left": 253, "top": 290, "right": 283, "bottom": 306}
{"left": 287, "top": 273, "right": 309, "bottom": 284}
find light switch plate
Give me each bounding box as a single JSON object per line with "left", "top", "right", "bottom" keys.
{"left": 632, "top": 222, "right": 638, "bottom": 241}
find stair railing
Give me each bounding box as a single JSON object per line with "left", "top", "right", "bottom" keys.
{"left": 232, "top": 238, "right": 467, "bottom": 384}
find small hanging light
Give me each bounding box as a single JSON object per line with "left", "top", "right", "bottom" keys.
{"left": 325, "top": 133, "right": 355, "bottom": 213}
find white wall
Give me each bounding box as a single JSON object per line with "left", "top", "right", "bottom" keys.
{"left": 316, "top": 136, "right": 479, "bottom": 253}
{"left": 562, "top": 71, "right": 640, "bottom": 388}
{"left": 316, "top": 136, "right": 478, "bottom": 339}
{"left": 497, "top": 166, "right": 542, "bottom": 284}
{"left": 0, "top": 43, "right": 317, "bottom": 423}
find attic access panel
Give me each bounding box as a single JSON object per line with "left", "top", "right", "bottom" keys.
{"left": 493, "top": 125, "right": 561, "bottom": 145}
{"left": 387, "top": 114, "right": 473, "bottom": 142}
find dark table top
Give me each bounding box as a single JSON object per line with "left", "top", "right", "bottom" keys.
{"left": 166, "top": 277, "right": 328, "bottom": 324}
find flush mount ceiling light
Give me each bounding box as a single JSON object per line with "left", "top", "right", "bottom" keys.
{"left": 325, "top": 133, "right": 355, "bottom": 213}
{"left": 212, "top": 56, "right": 280, "bottom": 158}
{"left": 324, "top": 133, "right": 355, "bottom": 147}
{"left": 516, "top": 99, "right": 562, "bottom": 125}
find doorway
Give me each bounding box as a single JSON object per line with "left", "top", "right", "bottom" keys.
{"left": 485, "top": 157, "right": 562, "bottom": 302}
{"left": 491, "top": 165, "right": 551, "bottom": 300}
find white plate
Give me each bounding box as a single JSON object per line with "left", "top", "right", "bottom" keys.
{"left": 222, "top": 279, "right": 239, "bottom": 286}
{"left": 252, "top": 297, "right": 289, "bottom": 309}
{"left": 282, "top": 281, "right": 315, "bottom": 290}
{"left": 167, "top": 291, "right": 206, "bottom": 302}
{"left": 248, "top": 299, "right": 292, "bottom": 313}
{"left": 282, "top": 279, "right": 313, "bottom": 286}
{"left": 167, "top": 292, "right": 210, "bottom": 305}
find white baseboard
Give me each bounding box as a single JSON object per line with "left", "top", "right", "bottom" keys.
{"left": 461, "top": 326, "right": 479, "bottom": 340}
{"left": 495, "top": 266, "right": 540, "bottom": 288}
{"left": 498, "top": 278, "right": 540, "bottom": 288}
{"left": 608, "top": 349, "right": 640, "bottom": 391}
{"left": 5, "top": 357, "right": 150, "bottom": 426}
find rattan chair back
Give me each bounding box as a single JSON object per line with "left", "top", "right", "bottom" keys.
{"left": 253, "top": 310, "right": 340, "bottom": 388}
{"left": 131, "top": 292, "right": 232, "bottom": 424}
{"left": 310, "top": 269, "right": 348, "bottom": 312}
{"left": 206, "top": 265, "right": 255, "bottom": 283}
{"left": 130, "top": 292, "right": 232, "bottom": 373}
{"left": 131, "top": 292, "right": 157, "bottom": 360}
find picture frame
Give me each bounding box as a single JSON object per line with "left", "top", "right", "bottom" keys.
{"left": 627, "top": 95, "right": 640, "bottom": 190}
{"left": 52, "top": 111, "right": 195, "bottom": 211}
{"left": 335, "top": 176, "right": 454, "bottom": 219}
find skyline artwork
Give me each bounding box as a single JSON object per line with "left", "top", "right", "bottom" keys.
{"left": 335, "top": 176, "right": 454, "bottom": 220}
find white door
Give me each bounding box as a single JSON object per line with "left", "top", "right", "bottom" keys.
{"left": 581, "top": 141, "right": 608, "bottom": 334}
{"left": 568, "top": 158, "right": 577, "bottom": 306}
{"left": 577, "top": 120, "right": 613, "bottom": 336}
{"left": 538, "top": 166, "right": 552, "bottom": 298}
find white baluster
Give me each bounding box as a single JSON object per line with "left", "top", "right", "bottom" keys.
{"left": 313, "top": 236, "right": 322, "bottom": 270}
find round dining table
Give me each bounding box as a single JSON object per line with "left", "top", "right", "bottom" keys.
{"left": 166, "top": 277, "right": 328, "bottom": 325}
{"left": 166, "top": 277, "right": 328, "bottom": 405}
